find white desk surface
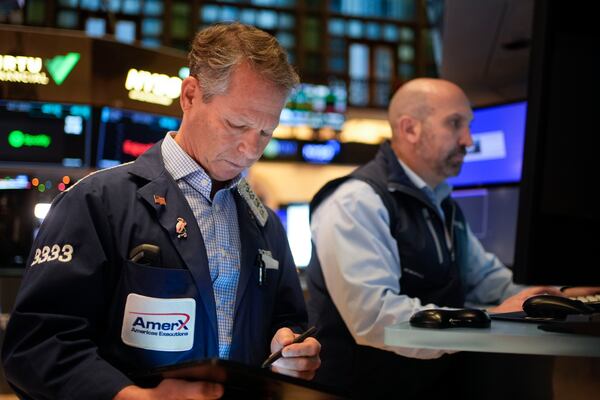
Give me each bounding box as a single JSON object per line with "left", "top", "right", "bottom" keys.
{"left": 384, "top": 320, "right": 600, "bottom": 358}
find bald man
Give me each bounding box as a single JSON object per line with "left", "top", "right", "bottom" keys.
{"left": 306, "top": 79, "right": 560, "bottom": 398}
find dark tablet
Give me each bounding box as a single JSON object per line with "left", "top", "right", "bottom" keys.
{"left": 132, "top": 358, "right": 348, "bottom": 400}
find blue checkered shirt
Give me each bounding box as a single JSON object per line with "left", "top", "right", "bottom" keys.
{"left": 161, "top": 132, "right": 241, "bottom": 358}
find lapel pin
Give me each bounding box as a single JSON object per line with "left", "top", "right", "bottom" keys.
{"left": 176, "top": 217, "right": 187, "bottom": 239}
{"left": 154, "top": 194, "right": 167, "bottom": 206}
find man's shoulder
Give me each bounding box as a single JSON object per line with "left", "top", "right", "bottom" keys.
{"left": 332, "top": 178, "right": 378, "bottom": 199}
{"left": 65, "top": 162, "right": 137, "bottom": 194}
{"left": 315, "top": 178, "right": 383, "bottom": 216}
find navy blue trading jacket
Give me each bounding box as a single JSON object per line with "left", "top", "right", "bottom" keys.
{"left": 1, "top": 141, "right": 307, "bottom": 400}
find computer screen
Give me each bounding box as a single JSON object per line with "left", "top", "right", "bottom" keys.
{"left": 513, "top": 0, "right": 600, "bottom": 285}
{"left": 279, "top": 83, "right": 347, "bottom": 131}
{"left": 276, "top": 203, "right": 312, "bottom": 268}
{"left": 96, "top": 107, "right": 181, "bottom": 168}
{"left": 0, "top": 188, "right": 34, "bottom": 271}
{"left": 452, "top": 187, "right": 519, "bottom": 267}
{"left": 0, "top": 99, "right": 92, "bottom": 167}
{"left": 447, "top": 101, "right": 526, "bottom": 188}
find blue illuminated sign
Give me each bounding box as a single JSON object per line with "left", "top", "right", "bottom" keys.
{"left": 158, "top": 116, "right": 179, "bottom": 131}
{"left": 301, "top": 140, "right": 341, "bottom": 164}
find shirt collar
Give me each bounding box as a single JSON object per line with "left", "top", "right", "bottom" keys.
{"left": 162, "top": 131, "right": 200, "bottom": 181}
{"left": 161, "top": 132, "right": 242, "bottom": 198}
{"left": 397, "top": 157, "right": 453, "bottom": 206}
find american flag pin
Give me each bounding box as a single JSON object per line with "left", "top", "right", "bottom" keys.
{"left": 176, "top": 217, "right": 187, "bottom": 239}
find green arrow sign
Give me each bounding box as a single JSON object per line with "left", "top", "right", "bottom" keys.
{"left": 45, "top": 52, "right": 80, "bottom": 85}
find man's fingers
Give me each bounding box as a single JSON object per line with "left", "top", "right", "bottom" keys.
{"left": 526, "top": 286, "right": 562, "bottom": 297}
{"left": 271, "top": 328, "right": 296, "bottom": 352}
{"left": 281, "top": 337, "right": 321, "bottom": 357}
{"left": 271, "top": 354, "right": 321, "bottom": 372}
{"left": 268, "top": 329, "right": 322, "bottom": 382}
{"left": 562, "top": 286, "right": 600, "bottom": 297}
{"left": 271, "top": 364, "right": 318, "bottom": 381}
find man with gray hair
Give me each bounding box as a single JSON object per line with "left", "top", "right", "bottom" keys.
{"left": 2, "top": 23, "right": 320, "bottom": 400}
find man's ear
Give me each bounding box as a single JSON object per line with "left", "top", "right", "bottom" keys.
{"left": 397, "top": 115, "right": 421, "bottom": 144}
{"left": 180, "top": 76, "right": 200, "bottom": 111}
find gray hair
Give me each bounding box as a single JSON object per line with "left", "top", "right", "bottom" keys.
{"left": 188, "top": 22, "right": 299, "bottom": 102}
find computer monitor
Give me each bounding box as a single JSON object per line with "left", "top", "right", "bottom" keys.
{"left": 452, "top": 187, "right": 519, "bottom": 267}
{"left": 513, "top": 0, "right": 600, "bottom": 285}
{"left": 276, "top": 203, "right": 312, "bottom": 268}
{"left": 447, "top": 101, "right": 526, "bottom": 188}
{"left": 279, "top": 83, "right": 347, "bottom": 131}
{"left": 0, "top": 99, "right": 92, "bottom": 167}
{"left": 96, "top": 107, "right": 181, "bottom": 168}
{"left": 0, "top": 186, "right": 34, "bottom": 272}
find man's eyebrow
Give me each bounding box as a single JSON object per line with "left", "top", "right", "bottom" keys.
{"left": 446, "top": 112, "right": 472, "bottom": 121}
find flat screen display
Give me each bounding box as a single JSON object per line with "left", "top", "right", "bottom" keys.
{"left": 280, "top": 83, "right": 347, "bottom": 131}
{"left": 447, "top": 101, "right": 526, "bottom": 188}
{"left": 0, "top": 99, "right": 91, "bottom": 167}
{"left": 97, "top": 107, "right": 181, "bottom": 168}
{"left": 452, "top": 187, "right": 519, "bottom": 267}
{"left": 0, "top": 189, "right": 34, "bottom": 271}
{"left": 513, "top": 0, "right": 600, "bottom": 284}
{"left": 276, "top": 203, "right": 312, "bottom": 268}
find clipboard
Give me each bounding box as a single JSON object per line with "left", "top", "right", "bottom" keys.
{"left": 132, "top": 358, "right": 349, "bottom": 400}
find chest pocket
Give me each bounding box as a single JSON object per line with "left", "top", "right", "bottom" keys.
{"left": 106, "top": 261, "right": 208, "bottom": 373}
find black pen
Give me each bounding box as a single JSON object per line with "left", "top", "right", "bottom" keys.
{"left": 261, "top": 326, "right": 317, "bottom": 369}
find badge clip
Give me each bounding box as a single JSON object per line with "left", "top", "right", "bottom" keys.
{"left": 256, "top": 253, "right": 266, "bottom": 287}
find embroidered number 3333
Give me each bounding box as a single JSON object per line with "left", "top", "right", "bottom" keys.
{"left": 30, "top": 244, "right": 74, "bottom": 266}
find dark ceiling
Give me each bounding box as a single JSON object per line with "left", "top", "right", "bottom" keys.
{"left": 440, "top": 0, "right": 534, "bottom": 106}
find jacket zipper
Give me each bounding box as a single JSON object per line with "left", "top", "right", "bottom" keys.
{"left": 448, "top": 202, "right": 456, "bottom": 262}
{"left": 422, "top": 208, "right": 444, "bottom": 264}
{"left": 389, "top": 183, "right": 456, "bottom": 263}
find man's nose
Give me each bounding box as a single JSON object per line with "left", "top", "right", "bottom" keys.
{"left": 460, "top": 128, "right": 474, "bottom": 148}
{"left": 237, "top": 130, "right": 262, "bottom": 159}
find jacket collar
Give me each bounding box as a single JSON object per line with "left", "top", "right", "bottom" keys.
{"left": 378, "top": 141, "right": 453, "bottom": 211}
{"left": 128, "top": 140, "right": 167, "bottom": 181}
{"left": 378, "top": 141, "right": 422, "bottom": 192}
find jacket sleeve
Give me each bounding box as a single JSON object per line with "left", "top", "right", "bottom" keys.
{"left": 1, "top": 182, "right": 133, "bottom": 400}
{"left": 266, "top": 209, "right": 308, "bottom": 336}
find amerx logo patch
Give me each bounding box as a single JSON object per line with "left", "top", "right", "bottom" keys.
{"left": 130, "top": 312, "right": 191, "bottom": 334}
{"left": 121, "top": 294, "right": 195, "bottom": 351}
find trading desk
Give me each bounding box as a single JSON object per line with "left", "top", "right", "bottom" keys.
{"left": 384, "top": 320, "right": 600, "bottom": 357}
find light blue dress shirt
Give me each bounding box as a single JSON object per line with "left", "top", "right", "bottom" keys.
{"left": 311, "top": 158, "right": 523, "bottom": 359}
{"left": 162, "top": 132, "right": 241, "bottom": 358}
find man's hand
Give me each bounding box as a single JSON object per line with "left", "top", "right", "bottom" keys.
{"left": 561, "top": 287, "right": 600, "bottom": 297}
{"left": 489, "top": 286, "right": 563, "bottom": 313}
{"left": 268, "top": 327, "right": 321, "bottom": 380}
{"left": 113, "top": 379, "right": 223, "bottom": 400}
